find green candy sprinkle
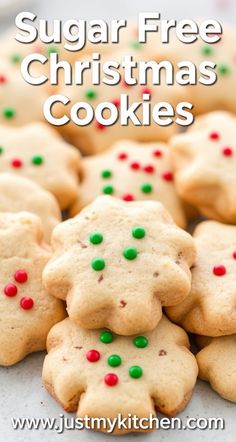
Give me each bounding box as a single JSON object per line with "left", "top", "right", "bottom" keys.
{"left": 100, "top": 330, "right": 113, "bottom": 344}
{"left": 130, "top": 41, "right": 142, "bottom": 50}
{"left": 90, "top": 232, "right": 103, "bottom": 245}
{"left": 85, "top": 89, "right": 97, "bottom": 100}
{"left": 32, "top": 155, "right": 43, "bottom": 165}
{"left": 201, "top": 45, "right": 213, "bottom": 56}
{"left": 103, "top": 184, "right": 114, "bottom": 195}
{"left": 129, "top": 365, "right": 143, "bottom": 378}
{"left": 0, "top": 146, "right": 4, "bottom": 154}
{"left": 123, "top": 247, "right": 138, "bottom": 260}
{"left": 132, "top": 226, "right": 146, "bottom": 239}
{"left": 10, "top": 53, "right": 21, "bottom": 64}
{"left": 141, "top": 183, "right": 153, "bottom": 194}
{"left": 218, "top": 64, "right": 230, "bottom": 75}
{"left": 133, "top": 336, "right": 148, "bottom": 348}
{"left": 91, "top": 257, "right": 105, "bottom": 271}
{"left": 108, "top": 354, "right": 121, "bottom": 367}
{"left": 101, "top": 169, "right": 112, "bottom": 179}
{"left": 3, "top": 108, "right": 15, "bottom": 119}
{"left": 47, "top": 46, "right": 58, "bottom": 54}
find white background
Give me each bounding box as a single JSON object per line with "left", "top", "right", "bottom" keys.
{"left": 0, "top": 0, "right": 235, "bottom": 441}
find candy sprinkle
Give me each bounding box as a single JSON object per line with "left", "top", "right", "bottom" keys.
{"left": 123, "top": 247, "right": 138, "bottom": 260}
{"left": 3, "top": 107, "right": 15, "bottom": 119}
{"left": 129, "top": 365, "right": 143, "bottom": 378}
{"left": 133, "top": 336, "right": 148, "bottom": 348}
{"left": 90, "top": 232, "right": 103, "bottom": 245}
{"left": 108, "top": 354, "right": 121, "bottom": 367}
{"left": 32, "top": 155, "right": 44, "bottom": 165}
{"left": 132, "top": 226, "right": 146, "bottom": 239}
{"left": 91, "top": 258, "right": 105, "bottom": 271}
{"left": 86, "top": 349, "right": 100, "bottom": 363}
{"left": 104, "top": 373, "right": 118, "bottom": 386}
{"left": 100, "top": 331, "right": 113, "bottom": 344}
{"left": 140, "top": 183, "right": 153, "bottom": 193}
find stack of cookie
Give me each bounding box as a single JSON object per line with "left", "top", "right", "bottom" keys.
{"left": 42, "top": 195, "right": 198, "bottom": 433}
{"left": 166, "top": 111, "right": 236, "bottom": 404}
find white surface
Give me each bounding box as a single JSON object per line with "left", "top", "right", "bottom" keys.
{"left": 0, "top": 0, "right": 235, "bottom": 441}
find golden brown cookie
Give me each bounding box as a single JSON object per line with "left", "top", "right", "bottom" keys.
{"left": 70, "top": 140, "right": 186, "bottom": 228}
{"left": 43, "top": 315, "right": 198, "bottom": 434}
{"left": 0, "top": 212, "right": 65, "bottom": 366}
{"left": 170, "top": 111, "right": 236, "bottom": 223}
{"left": 0, "top": 122, "right": 81, "bottom": 209}
{"left": 167, "top": 221, "right": 236, "bottom": 336}
{"left": 43, "top": 195, "right": 195, "bottom": 335}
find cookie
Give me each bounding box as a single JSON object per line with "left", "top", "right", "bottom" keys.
{"left": 0, "top": 173, "right": 61, "bottom": 243}
{"left": 0, "top": 211, "right": 65, "bottom": 366}
{"left": 0, "top": 59, "right": 48, "bottom": 126}
{"left": 157, "top": 25, "right": 236, "bottom": 114}
{"left": 0, "top": 122, "right": 81, "bottom": 209}
{"left": 43, "top": 195, "right": 195, "bottom": 335}
{"left": 166, "top": 220, "right": 236, "bottom": 336}
{"left": 54, "top": 45, "right": 188, "bottom": 154}
{"left": 70, "top": 140, "right": 186, "bottom": 228}
{"left": 170, "top": 111, "right": 236, "bottom": 223}
{"left": 43, "top": 315, "right": 198, "bottom": 434}
{"left": 196, "top": 334, "right": 236, "bottom": 403}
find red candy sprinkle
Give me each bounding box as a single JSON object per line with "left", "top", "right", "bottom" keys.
{"left": 14, "top": 269, "right": 28, "bottom": 283}
{"left": 209, "top": 132, "right": 220, "bottom": 140}
{"left": 122, "top": 193, "right": 135, "bottom": 201}
{"left": 86, "top": 349, "right": 100, "bottom": 363}
{"left": 111, "top": 98, "right": 120, "bottom": 108}
{"left": 153, "top": 149, "right": 162, "bottom": 157}
{"left": 20, "top": 297, "right": 34, "bottom": 310}
{"left": 143, "top": 165, "right": 155, "bottom": 173}
{"left": 33, "top": 44, "right": 43, "bottom": 53}
{"left": 130, "top": 161, "right": 140, "bottom": 170}
{"left": 213, "top": 265, "right": 226, "bottom": 276}
{"left": 4, "top": 283, "right": 17, "bottom": 297}
{"left": 121, "top": 79, "right": 131, "bottom": 88}
{"left": 117, "top": 152, "right": 128, "bottom": 160}
{"left": 141, "top": 87, "right": 152, "bottom": 95}
{"left": 95, "top": 121, "right": 106, "bottom": 130}
{"left": 222, "top": 147, "right": 233, "bottom": 156}
{"left": 233, "top": 251, "right": 236, "bottom": 259}
{"left": 11, "top": 158, "right": 23, "bottom": 168}
{"left": 104, "top": 373, "right": 118, "bottom": 386}
{"left": 162, "top": 171, "right": 173, "bottom": 181}
{"left": 0, "top": 75, "right": 7, "bottom": 84}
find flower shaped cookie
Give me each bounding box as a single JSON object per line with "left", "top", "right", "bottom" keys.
{"left": 43, "top": 196, "right": 195, "bottom": 335}
{"left": 43, "top": 315, "right": 198, "bottom": 434}
{"left": 70, "top": 140, "right": 186, "bottom": 228}
{"left": 0, "top": 122, "right": 81, "bottom": 209}
{"left": 167, "top": 221, "right": 236, "bottom": 336}
{"left": 170, "top": 111, "right": 236, "bottom": 223}
{"left": 0, "top": 212, "right": 65, "bottom": 366}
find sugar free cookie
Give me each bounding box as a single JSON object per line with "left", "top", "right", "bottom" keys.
{"left": 54, "top": 45, "right": 188, "bottom": 154}
{"left": 156, "top": 25, "right": 236, "bottom": 114}
{"left": 70, "top": 140, "right": 186, "bottom": 228}
{"left": 43, "top": 315, "right": 198, "bottom": 434}
{"left": 0, "top": 123, "right": 81, "bottom": 209}
{"left": 0, "top": 173, "right": 61, "bottom": 242}
{"left": 167, "top": 221, "right": 236, "bottom": 336}
{"left": 196, "top": 335, "right": 236, "bottom": 403}
{"left": 170, "top": 111, "right": 236, "bottom": 223}
{"left": 0, "top": 212, "right": 65, "bottom": 366}
{"left": 0, "top": 59, "right": 48, "bottom": 126}
{"left": 43, "top": 196, "right": 195, "bottom": 335}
